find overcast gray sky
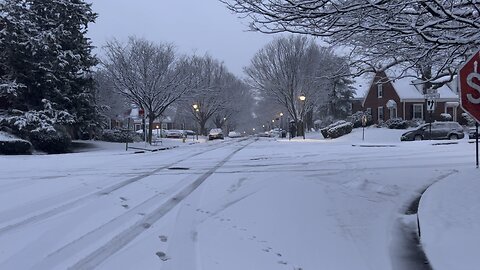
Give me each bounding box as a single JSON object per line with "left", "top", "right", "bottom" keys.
{"left": 87, "top": 0, "right": 278, "bottom": 77}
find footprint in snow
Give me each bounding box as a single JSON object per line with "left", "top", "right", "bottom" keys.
{"left": 159, "top": 235, "right": 168, "bottom": 242}
{"left": 121, "top": 204, "right": 129, "bottom": 209}
{"left": 156, "top": 251, "right": 170, "bottom": 261}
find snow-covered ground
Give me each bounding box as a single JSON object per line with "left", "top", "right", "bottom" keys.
{"left": 0, "top": 127, "right": 477, "bottom": 269}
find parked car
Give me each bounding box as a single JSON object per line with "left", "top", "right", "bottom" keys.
{"left": 165, "top": 129, "right": 186, "bottom": 138}
{"left": 468, "top": 127, "right": 479, "bottom": 139}
{"left": 208, "top": 128, "right": 224, "bottom": 140}
{"left": 256, "top": 132, "right": 271, "bottom": 137}
{"left": 400, "top": 122, "right": 465, "bottom": 141}
{"left": 228, "top": 131, "right": 242, "bottom": 138}
{"left": 268, "top": 128, "right": 284, "bottom": 137}
{"left": 184, "top": 130, "right": 196, "bottom": 136}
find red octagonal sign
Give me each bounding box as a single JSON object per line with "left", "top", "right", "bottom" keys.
{"left": 459, "top": 50, "right": 480, "bottom": 123}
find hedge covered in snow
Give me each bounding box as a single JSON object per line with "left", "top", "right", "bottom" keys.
{"left": 327, "top": 122, "right": 353, "bottom": 138}
{"left": 99, "top": 129, "right": 142, "bottom": 143}
{"left": 0, "top": 131, "right": 32, "bottom": 155}
{"left": 321, "top": 121, "right": 353, "bottom": 139}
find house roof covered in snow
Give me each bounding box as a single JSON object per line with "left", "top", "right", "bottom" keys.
{"left": 352, "top": 74, "right": 375, "bottom": 99}
{"left": 357, "top": 68, "right": 459, "bottom": 102}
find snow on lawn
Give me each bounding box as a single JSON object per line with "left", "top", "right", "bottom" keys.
{"left": 0, "top": 128, "right": 477, "bottom": 269}
{"left": 419, "top": 170, "right": 480, "bottom": 270}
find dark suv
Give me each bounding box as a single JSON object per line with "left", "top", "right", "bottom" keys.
{"left": 401, "top": 122, "right": 465, "bottom": 141}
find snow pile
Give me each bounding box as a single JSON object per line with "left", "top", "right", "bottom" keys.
{"left": 0, "top": 131, "right": 19, "bottom": 142}
{"left": 419, "top": 170, "right": 480, "bottom": 270}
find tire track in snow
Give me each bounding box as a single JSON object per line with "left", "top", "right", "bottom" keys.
{"left": 62, "top": 139, "right": 254, "bottom": 270}
{"left": 0, "top": 139, "right": 246, "bottom": 236}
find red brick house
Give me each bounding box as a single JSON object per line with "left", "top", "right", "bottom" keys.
{"left": 352, "top": 71, "right": 461, "bottom": 124}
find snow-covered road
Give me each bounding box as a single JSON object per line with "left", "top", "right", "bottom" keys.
{"left": 0, "top": 129, "right": 475, "bottom": 269}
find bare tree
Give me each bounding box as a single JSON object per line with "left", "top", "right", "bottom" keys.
{"left": 222, "top": 0, "right": 479, "bottom": 82}
{"left": 101, "top": 37, "right": 194, "bottom": 143}
{"left": 187, "top": 55, "right": 235, "bottom": 135}
{"left": 93, "top": 70, "right": 129, "bottom": 129}
{"left": 245, "top": 35, "right": 330, "bottom": 136}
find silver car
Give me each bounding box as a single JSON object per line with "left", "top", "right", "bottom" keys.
{"left": 401, "top": 122, "right": 465, "bottom": 141}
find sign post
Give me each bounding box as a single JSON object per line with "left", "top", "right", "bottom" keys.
{"left": 425, "top": 92, "right": 438, "bottom": 140}
{"left": 458, "top": 49, "right": 480, "bottom": 168}
{"left": 361, "top": 114, "right": 367, "bottom": 141}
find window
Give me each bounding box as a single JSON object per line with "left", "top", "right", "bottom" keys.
{"left": 366, "top": 108, "right": 372, "bottom": 115}
{"left": 413, "top": 104, "right": 423, "bottom": 120}
{"left": 378, "top": 106, "right": 384, "bottom": 121}
{"left": 377, "top": 84, "right": 383, "bottom": 98}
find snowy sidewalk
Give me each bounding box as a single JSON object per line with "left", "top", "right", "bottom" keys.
{"left": 418, "top": 169, "right": 480, "bottom": 270}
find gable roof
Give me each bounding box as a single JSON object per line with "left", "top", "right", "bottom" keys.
{"left": 352, "top": 74, "right": 375, "bottom": 99}
{"left": 354, "top": 70, "right": 458, "bottom": 103}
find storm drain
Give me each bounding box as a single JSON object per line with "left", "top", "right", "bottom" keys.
{"left": 168, "top": 167, "right": 190, "bottom": 170}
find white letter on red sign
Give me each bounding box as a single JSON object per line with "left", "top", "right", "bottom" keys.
{"left": 467, "top": 72, "right": 480, "bottom": 104}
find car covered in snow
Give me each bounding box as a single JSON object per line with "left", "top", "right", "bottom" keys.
{"left": 228, "top": 131, "right": 242, "bottom": 138}
{"left": 400, "top": 122, "right": 465, "bottom": 141}
{"left": 165, "top": 129, "right": 186, "bottom": 138}
{"left": 208, "top": 128, "right": 224, "bottom": 140}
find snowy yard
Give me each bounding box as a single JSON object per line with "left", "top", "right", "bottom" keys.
{"left": 0, "top": 127, "right": 477, "bottom": 270}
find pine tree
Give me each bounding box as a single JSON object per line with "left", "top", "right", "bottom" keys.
{"left": 0, "top": 0, "right": 98, "bottom": 137}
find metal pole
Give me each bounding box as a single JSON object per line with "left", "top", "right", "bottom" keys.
{"left": 429, "top": 111, "right": 432, "bottom": 140}
{"left": 362, "top": 126, "right": 365, "bottom": 141}
{"left": 303, "top": 120, "right": 306, "bottom": 139}
{"left": 302, "top": 102, "right": 305, "bottom": 139}
{"left": 143, "top": 114, "right": 147, "bottom": 147}
{"left": 476, "top": 122, "right": 479, "bottom": 168}
{"left": 126, "top": 118, "right": 130, "bottom": 151}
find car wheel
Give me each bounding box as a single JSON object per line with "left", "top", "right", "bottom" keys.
{"left": 414, "top": 135, "right": 422, "bottom": 141}
{"left": 449, "top": 134, "right": 458, "bottom": 140}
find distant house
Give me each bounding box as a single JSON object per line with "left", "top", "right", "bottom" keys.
{"left": 130, "top": 107, "right": 176, "bottom": 131}
{"left": 352, "top": 71, "right": 461, "bottom": 124}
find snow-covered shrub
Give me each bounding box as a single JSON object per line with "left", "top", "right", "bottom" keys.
{"left": 321, "top": 120, "right": 347, "bottom": 138}
{"left": 327, "top": 122, "right": 353, "bottom": 138}
{"left": 321, "top": 121, "right": 354, "bottom": 138}
{"left": 0, "top": 131, "right": 32, "bottom": 155}
{"left": 348, "top": 111, "right": 373, "bottom": 128}
{"left": 99, "top": 129, "right": 142, "bottom": 143}
{"left": 0, "top": 100, "right": 74, "bottom": 136}
{"left": 462, "top": 113, "right": 476, "bottom": 126}
{"left": 440, "top": 113, "right": 452, "bottom": 121}
{"left": 384, "top": 118, "right": 408, "bottom": 129}
{"left": 29, "top": 126, "right": 72, "bottom": 154}
{"left": 0, "top": 101, "right": 75, "bottom": 153}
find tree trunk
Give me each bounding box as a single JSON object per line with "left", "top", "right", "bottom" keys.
{"left": 200, "top": 120, "right": 207, "bottom": 136}
{"left": 148, "top": 113, "right": 155, "bottom": 144}
{"left": 297, "top": 121, "right": 304, "bottom": 137}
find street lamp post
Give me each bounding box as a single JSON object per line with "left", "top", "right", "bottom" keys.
{"left": 193, "top": 104, "right": 199, "bottom": 140}
{"left": 224, "top": 117, "right": 227, "bottom": 133}
{"left": 279, "top": 112, "right": 284, "bottom": 130}
{"left": 299, "top": 94, "right": 306, "bottom": 139}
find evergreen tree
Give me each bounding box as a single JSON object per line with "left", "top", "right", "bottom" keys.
{"left": 0, "top": 0, "right": 98, "bottom": 137}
